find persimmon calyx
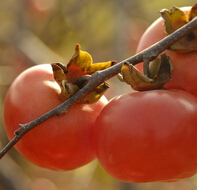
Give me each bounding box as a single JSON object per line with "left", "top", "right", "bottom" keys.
{"left": 160, "top": 4, "right": 197, "bottom": 53}
{"left": 120, "top": 54, "right": 172, "bottom": 91}
{"left": 51, "top": 44, "right": 114, "bottom": 103}
{"left": 65, "top": 44, "right": 116, "bottom": 83}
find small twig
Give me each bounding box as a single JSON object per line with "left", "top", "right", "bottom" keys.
{"left": 143, "top": 57, "right": 151, "bottom": 77}
{"left": 1, "top": 16, "right": 197, "bottom": 159}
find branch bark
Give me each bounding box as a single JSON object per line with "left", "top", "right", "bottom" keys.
{"left": 1, "top": 16, "right": 197, "bottom": 159}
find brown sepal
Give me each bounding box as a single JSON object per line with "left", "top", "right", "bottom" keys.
{"left": 160, "top": 4, "right": 197, "bottom": 53}
{"left": 121, "top": 54, "right": 172, "bottom": 91}
{"left": 51, "top": 44, "right": 115, "bottom": 103}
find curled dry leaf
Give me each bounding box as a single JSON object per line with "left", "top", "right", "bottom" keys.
{"left": 160, "top": 3, "right": 197, "bottom": 52}
{"left": 121, "top": 54, "right": 172, "bottom": 91}
{"left": 51, "top": 44, "right": 115, "bottom": 103}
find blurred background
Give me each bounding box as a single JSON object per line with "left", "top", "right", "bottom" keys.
{"left": 1, "top": 0, "right": 197, "bottom": 189}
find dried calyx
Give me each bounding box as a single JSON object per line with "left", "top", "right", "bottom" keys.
{"left": 51, "top": 44, "right": 116, "bottom": 103}
{"left": 120, "top": 54, "right": 172, "bottom": 91}
{"left": 160, "top": 3, "right": 197, "bottom": 53}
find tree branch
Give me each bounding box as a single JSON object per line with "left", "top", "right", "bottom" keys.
{"left": 1, "top": 16, "right": 197, "bottom": 159}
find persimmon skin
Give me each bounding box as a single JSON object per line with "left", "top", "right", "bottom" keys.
{"left": 136, "top": 7, "right": 197, "bottom": 97}
{"left": 4, "top": 64, "right": 108, "bottom": 170}
{"left": 93, "top": 89, "right": 197, "bottom": 183}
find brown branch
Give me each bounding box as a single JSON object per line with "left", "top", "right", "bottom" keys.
{"left": 1, "top": 16, "right": 197, "bottom": 159}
